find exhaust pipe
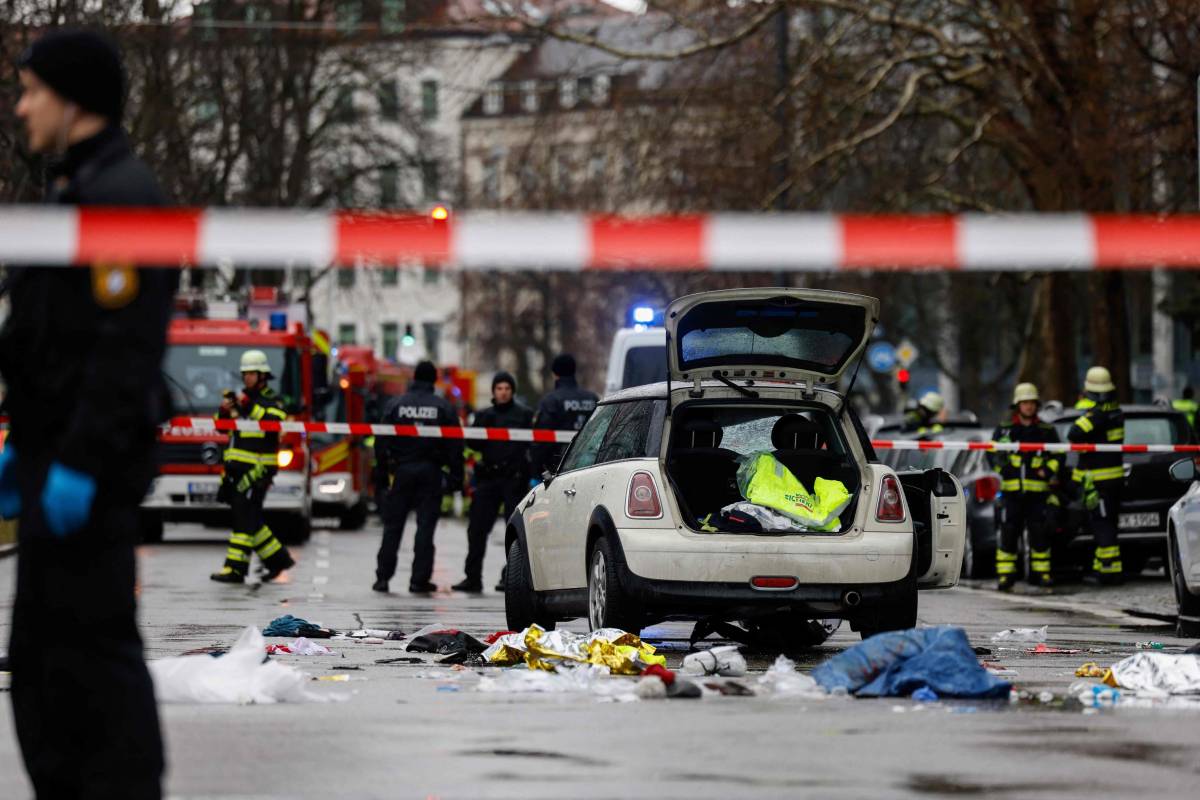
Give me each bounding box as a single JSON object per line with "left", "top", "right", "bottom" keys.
{"left": 842, "top": 590, "right": 862, "bottom": 609}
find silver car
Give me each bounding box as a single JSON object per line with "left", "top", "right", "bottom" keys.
{"left": 1168, "top": 458, "right": 1200, "bottom": 637}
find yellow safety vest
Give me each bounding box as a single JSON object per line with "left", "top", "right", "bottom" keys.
{"left": 737, "top": 453, "right": 851, "bottom": 532}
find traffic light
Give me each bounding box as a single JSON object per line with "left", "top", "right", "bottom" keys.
{"left": 896, "top": 368, "right": 911, "bottom": 388}
{"left": 402, "top": 323, "right": 415, "bottom": 347}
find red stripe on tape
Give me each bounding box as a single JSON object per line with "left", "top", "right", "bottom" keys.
{"left": 487, "top": 428, "right": 511, "bottom": 441}
{"left": 1093, "top": 216, "right": 1200, "bottom": 269}
{"left": 440, "top": 426, "right": 465, "bottom": 439}
{"left": 841, "top": 215, "right": 958, "bottom": 269}
{"left": 967, "top": 442, "right": 991, "bottom": 450}
{"left": 589, "top": 215, "right": 704, "bottom": 270}
{"left": 916, "top": 440, "right": 943, "bottom": 449}
{"left": 532, "top": 430, "right": 561, "bottom": 443}
{"left": 347, "top": 423, "right": 373, "bottom": 436}
{"left": 1122, "top": 444, "right": 1148, "bottom": 453}
{"left": 77, "top": 207, "right": 199, "bottom": 265}
{"left": 335, "top": 212, "right": 451, "bottom": 267}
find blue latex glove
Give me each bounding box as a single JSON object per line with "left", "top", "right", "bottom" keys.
{"left": 0, "top": 446, "right": 20, "bottom": 519}
{"left": 41, "top": 463, "right": 97, "bottom": 537}
{"left": 529, "top": 478, "right": 539, "bottom": 489}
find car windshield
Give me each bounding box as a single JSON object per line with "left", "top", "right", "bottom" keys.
{"left": 622, "top": 344, "right": 668, "bottom": 389}
{"left": 689, "top": 405, "right": 850, "bottom": 459}
{"left": 163, "top": 344, "right": 289, "bottom": 414}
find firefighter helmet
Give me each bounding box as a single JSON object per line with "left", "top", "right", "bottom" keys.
{"left": 1012, "top": 382, "right": 1040, "bottom": 405}
{"left": 1084, "top": 366, "right": 1115, "bottom": 394}
{"left": 918, "top": 391, "right": 944, "bottom": 414}
{"left": 239, "top": 349, "right": 272, "bottom": 375}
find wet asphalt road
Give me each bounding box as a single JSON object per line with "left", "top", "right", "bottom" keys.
{"left": 1, "top": 514, "right": 1198, "bottom": 799}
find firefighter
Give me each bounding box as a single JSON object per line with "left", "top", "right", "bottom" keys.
{"left": 990, "top": 383, "right": 1062, "bottom": 590}
{"left": 373, "top": 360, "right": 462, "bottom": 594}
{"left": 903, "top": 391, "right": 945, "bottom": 436}
{"left": 210, "top": 350, "right": 296, "bottom": 583}
{"left": 529, "top": 353, "right": 599, "bottom": 479}
{"left": 1173, "top": 386, "right": 1197, "bottom": 433}
{"left": 453, "top": 372, "right": 534, "bottom": 593}
{"left": 0, "top": 29, "right": 169, "bottom": 797}
{"left": 1068, "top": 366, "right": 1126, "bottom": 584}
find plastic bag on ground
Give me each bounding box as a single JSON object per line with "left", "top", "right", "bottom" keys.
{"left": 682, "top": 645, "right": 747, "bottom": 677}
{"left": 811, "top": 627, "right": 1011, "bottom": 699}
{"left": 1105, "top": 652, "right": 1200, "bottom": 695}
{"left": 406, "top": 628, "right": 487, "bottom": 656}
{"left": 265, "top": 638, "right": 334, "bottom": 656}
{"left": 150, "top": 626, "right": 345, "bottom": 704}
{"left": 990, "top": 625, "right": 1047, "bottom": 644}
{"left": 756, "top": 655, "right": 824, "bottom": 698}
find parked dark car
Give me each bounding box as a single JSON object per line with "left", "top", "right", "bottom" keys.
{"left": 1042, "top": 404, "right": 1197, "bottom": 576}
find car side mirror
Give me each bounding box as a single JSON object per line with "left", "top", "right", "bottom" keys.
{"left": 541, "top": 469, "right": 555, "bottom": 487}
{"left": 1169, "top": 458, "right": 1197, "bottom": 483}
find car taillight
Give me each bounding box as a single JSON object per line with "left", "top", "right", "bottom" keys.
{"left": 974, "top": 474, "right": 1000, "bottom": 503}
{"left": 876, "top": 474, "right": 905, "bottom": 522}
{"left": 626, "top": 471, "right": 662, "bottom": 518}
{"left": 277, "top": 449, "right": 296, "bottom": 469}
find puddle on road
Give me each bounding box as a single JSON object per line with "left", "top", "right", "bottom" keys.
{"left": 459, "top": 748, "right": 609, "bottom": 767}
{"left": 905, "top": 773, "right": 1069, "bottom": 796}
{"left": 1001, "top": 739, "right": 1195, "bottom": 769}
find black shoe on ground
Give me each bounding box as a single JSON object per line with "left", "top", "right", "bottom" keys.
{"left": 372, "top": 579, "right": 389, "bottom": 593}
{"left": 210, "top": 569, "right": 245, "bottom": 584}
{"left": 1031, "top": 573, "right": 1054, "bottom": 588}
{"left": 409, "top": 581, "right": 438, "bottom": 594}
{"left": 261, "top": 554, "right": 296, "bottom": 583}
{"left": 452, "top": 579, "right": 483, "bottom": 593}
{"left": 997, "top": 574, "right": 1015, "bottom": 592}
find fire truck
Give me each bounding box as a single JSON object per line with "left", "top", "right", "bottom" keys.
{"left": 310, "top": 345, "right": 380, "bottom": 529}
{"left": 140, "top": 312, "right": 318, "bottom": 544}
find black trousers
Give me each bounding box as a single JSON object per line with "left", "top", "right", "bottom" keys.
{"left": 464, "top": 474, "right": 527, "bottom": 582}
{"left": 998, "top": 493, "right": 1052, "bottom": 563}
{"left": 10, "top": 464, "right": 163, "bottom": 799}
{"left": 376, "top": 462, "right": 442, "bottom": 585}
{"left": 221, "top": 475, "right": 290, "bottom": 575}
{"left": 1089, "top": 483, "right": 1123, "bottom": 574}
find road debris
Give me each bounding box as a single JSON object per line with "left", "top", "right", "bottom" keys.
{"left": 1028, "top": 643, "right": 1081, "bottom": 655}
{"left": 1074, "top": 663, "right": 1110, "bottom": 679}
{"left": 265, "top": 638, "right": 335, "bottom": 656}
{"left": 682, "top": 645, "right": 747, "bottom": 677}
{"left": 482, "top": 625, "right": 666, "bottom": 674}
{"left": 755, "top": 655, "right": 825, "bottom": 698}
{"left": 1104, "top": 652, "right": 1200, "bottom": 694}
{"left": 989, "top": 626, "right": 1047, "bottom": 644}
{"left": 262, "top": 615, "right": 335, "bottom": 639}
{"left": 1134, "top": 641, "right": 1165, "bottom": 650}
{"left": 405, "top": 624, "right": 487, "bottom": 657}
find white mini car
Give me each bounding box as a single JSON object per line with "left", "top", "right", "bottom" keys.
{"left": 503, "top": 288, "right": 966, "bottom": 645}
{"left": 1167, "top": 457, "right": 1200, "bottom": 637}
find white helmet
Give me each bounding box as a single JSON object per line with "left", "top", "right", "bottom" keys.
{"left": 239, "top": 349, "right": 272, "bottom": 376}
{"left": 918, "top": 391, "right": 944, "bottom": 414}
{"left": 1084, "top": 366, "right": 1114, "bottom": 394}
{"left": 1012, "top": 382, "right": 1040, "bottom": 405}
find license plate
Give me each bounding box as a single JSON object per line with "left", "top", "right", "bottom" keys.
{"left": 1118, "top": 512, "right": 1160, "bottom": 530}
{"left": 188, "top": 482, "right": 218, "bottom": 503}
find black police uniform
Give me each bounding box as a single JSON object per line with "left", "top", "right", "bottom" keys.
{"left": 530, "top": 376, "right": 599, "bottom": 477}
{"left": 374, "top": 379, "right": 462, "bottom": 588}
{"left": 1068, "top": 397, "right": 1126, "bottom": 579}
{"left": 0, "top": 125, "right": 172, "bottom": 798}
{"left": 463, "top": 397, "right": 534, "bottom": 585}
{"left": 216, "top": 386, "right": 293, "bottom": 578}
{"left": 989, "top": 416, "right": 1062, "bottom": 586}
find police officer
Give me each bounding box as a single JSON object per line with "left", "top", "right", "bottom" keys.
{"left": 1068, "top": 366, "right": 1126, "bottom": 584}
{"left": 529, "top": 353, "right": 599, "bottom": 478}
{"left": 990, "top": 383, "right": 1062, "bottom": 590}
{"left": 210, "top": 350, "right": 296, "bottom": 583}
{"left": 374, "top": 360, "right": 462, "bottom": 593}
{"left": 452, "top": 372, "right": 534, "bottom": 593}
{"left": 0, "top": 29, "right": 169, "bottom": 798}
{"left": 903, "top": 391, "right": 945, "bottom": 436}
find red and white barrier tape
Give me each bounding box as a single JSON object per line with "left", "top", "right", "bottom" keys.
{"left": 6, "top": 207, "right": 1200, "bottom": 270}
{"left": 166, "top": 418, "right": 1200, "bottom": 453}
{"left": 170, "top": 417, "right": 576, "bottom": 443}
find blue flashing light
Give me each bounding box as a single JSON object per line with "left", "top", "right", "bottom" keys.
{"left": 268, "top": 312, "right": 288, "bottom": 331}
{"left": 632, "top": 306, "right": 655, "bottom": 325}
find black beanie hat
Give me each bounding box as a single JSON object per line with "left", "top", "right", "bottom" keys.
{"left": 17, "top": 29, "right": 125, "bottom": 121}
{"left": 551, "top": 353, "right": 576, "bottom": 378}
{"left": 492, "top": 371, "right": 516, "bottom": 391}
{"left": 414, "top": 361, "right": 438, "bottom": 384}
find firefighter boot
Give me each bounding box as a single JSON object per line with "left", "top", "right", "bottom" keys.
{"left": 210, "top": 567, "right": 245, "bottom": 584}
{"left": 261, "top": 550, "right": 296, "bottom": 583}
{"left": 997, "top": 573, "right": 1015, "bottom": 592}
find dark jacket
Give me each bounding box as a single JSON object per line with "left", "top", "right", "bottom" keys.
{"left": 1067, "top": 398, "right": 1125, "bottom": 487}
{"left": 989, "top": 416, "right": 1062, "bottom": 496}
{"left": 471, "top": 399, "right": 534, "bottom": 480}
{"left": 374, "top": 380, "right": 462, "bottom": 480}
{"left": 530, "top": 377, "right": 598, "bottom": 476}
{"left": 0, "top": 125, "right": 177, "bottom": 503}
{"left": 220, "top": 386, "right": 287, "bottom": 480}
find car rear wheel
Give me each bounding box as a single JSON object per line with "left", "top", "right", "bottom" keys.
{"left": 587, "top": 537, "right": 640, "bottom": 634}
{"left": 504, "top": 538, "right": 555, "bottom": 632}
{"left": 857, "top": 587, "right": 918, "bottom": 640}
{"left": 1169, "top": 533, "right": 1200, "bottom": 636}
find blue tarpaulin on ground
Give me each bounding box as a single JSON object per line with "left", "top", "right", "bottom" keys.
{"left": 811, "top": 626, "right": 1011, "bottom": 699}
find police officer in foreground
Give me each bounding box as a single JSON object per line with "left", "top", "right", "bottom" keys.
{"left": 903, "top": 391, "right": 945, "bottom": 437}
{"left": 453, "top": 372, "right": 534, "bottom": 593}
{"left": 1068, "top": 366, "right": 1126, "bottom": 584}
{"left": 210, "top": 350, "right": 296, "bottom": 583}
{"left": 0, "top": 29, "right": 170, "bottom": 798}
{"left": 990, "top": 383, "right": 1062, "bottom": 591}
{"left": 374, "top": 360, "right": 462, "bottom": 593}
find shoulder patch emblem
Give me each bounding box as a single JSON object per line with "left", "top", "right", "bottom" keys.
{"left": 91, "top": 263, "right": 139, "bottom": 309}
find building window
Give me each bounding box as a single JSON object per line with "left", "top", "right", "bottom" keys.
{"left": 337, "top": 0, "right": 362, "bottom": 34}
{"left": 420, "top": 79, "right": 438, "bottom": 121}
{"left": 520, "top": 80, "right": 538, "bottom": 113}
{"left": 378, "top": 79, "right": 399, "bottom": 121}
{"left": 558, "top": 78, "right": 576, "bottom": 109}
{"left": 337, "top": 322, "right": 357, "bottom": 345}
{"left": 292, "top": 267, "right": 311, "bottom": 291}
{"left": 577, "top": 77, "right": 591, "bottom": 104}
{"left": 381, "top": 322, "right": 399, "bottom": 360}
{"left": 381, "top": 0, "right": 405, "bottom": 33}
{"left": 482, "top": 155, "right": 502, "bottom": 204}
{"left": 422, "top": 267, "right": 440, "bottom": 285}
{"left": 483, "top": 82, "right": 502, "bottom": 115}
{"left": 337, "top": 266, "right": 356, "bottom": 289}
{"left": 421, "top": 159, "right": 440, "bottom": 201}
{"left": 423, "top": 321, "right": 442, "bottom": 362}
{"left": 379, "top": 165, "right": 398, "bottom": 207}
{"left": 333, "top": 86, "right": 356, "bottom": 124}
{"left": 380, "top": 266, "right": 399, "bottom": 286}
{"left": 593, "top": 74, "right": 611, "bottom": 105}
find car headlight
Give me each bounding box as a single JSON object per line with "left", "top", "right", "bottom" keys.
{"left": 277, "top": 449, "right": 295, "bottom": 468}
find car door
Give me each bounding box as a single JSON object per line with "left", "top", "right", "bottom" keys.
{"left": 919, "top": 469, "right": 967, "bottom": 589}
{"left": 525, "top": 403, "right": 617, "bottom": 590}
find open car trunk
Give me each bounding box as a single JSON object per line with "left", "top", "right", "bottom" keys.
{"left": 665, "top": 401, "right": 862, "bottom": 534}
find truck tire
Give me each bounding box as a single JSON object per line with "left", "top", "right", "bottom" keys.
{"left": 504, "top": 538, "right": 555, "bottom": 632}
{"left": 138, "top": 510, "right": 164, "bottom": 544}
{"left": 269, "top": 512, "right": 312, "bottom": 545}
{"left": 587, "top": 537, "right": 641, "bottom": 634}
{"left": 339, "top": 500, "right": 368, "bottom": 531}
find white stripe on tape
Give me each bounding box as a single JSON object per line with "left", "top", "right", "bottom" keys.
{"left": 959, "top": 214, "right": 1095, "bottom": 270}
{"left": 707, "top": 214, "right": 840, "bottom": 270}
{"left": 455, "top": 212, "right": 586, "bottom": 270}
{"left": 0, "top": 206, "right": 77, "bottom": 264}
{"left": 199, "top": 209, "right": 335, "bottom": 268}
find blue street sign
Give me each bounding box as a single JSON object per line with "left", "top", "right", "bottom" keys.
{"left": 866, "top": 341, "right": 897, "bottom": 373}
